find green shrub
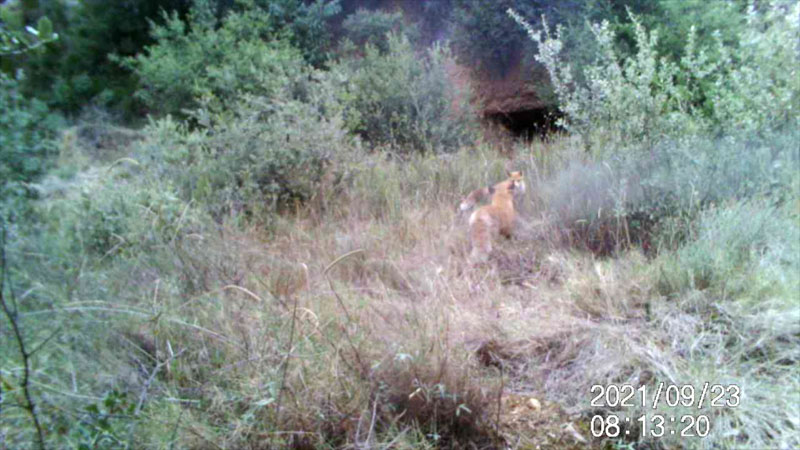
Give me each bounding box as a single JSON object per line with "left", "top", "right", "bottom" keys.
{"left": 449, "top": 0, "right": 565, "bottom": 77}
{"left": 138, "top": 77, "right": 354, "bottom": 221}
{"left": 122, "top": 5, "right": 307, "bottom": 117}
{"left": 334, "top": 33, "right": 477, "bottom": 153}
{"left": 0, "top": 11, "right": 57, "bottom": 56}
{"left": 0, "top": 72, "right": 63, "bottom": 199}
{"left": 4, "top": 0, "right": 191, "bottom": 114}
{"left": 567, "top": 0, "right": 746, "bottom": 63}
{"left": 341, "top": 8, "right": 411, "bottom": 54}
{"left": 6, "top": 0, "right": 339, "bottom": 115}
{"left": 512, "top": 0, "right": 799, "bottom": 253}
{"left": 253, "top": 0, "right": 342, "bottom": 66}
{"left": 643, "top": 0, "right": 746, "bottom": 60}
{"left": 510, "top": 1, "right": 800, "bottom": 152}
{"left": 708, "top": 2, "right": 800, "bottom": 136}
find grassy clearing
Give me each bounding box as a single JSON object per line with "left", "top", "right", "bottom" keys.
{"left": 1, "top": 127, "right": 798, "bottom": 449}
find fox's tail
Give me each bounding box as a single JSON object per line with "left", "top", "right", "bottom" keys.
{"left": 459, "top": 186, "right": 490, "bottom": 212}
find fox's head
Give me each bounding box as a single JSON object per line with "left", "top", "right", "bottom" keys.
{"left": 504, "top": 170, "right": 525, "bottom": 195}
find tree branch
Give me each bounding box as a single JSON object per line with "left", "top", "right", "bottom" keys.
{"left": 1, "top": 218, "right": 46, "bottom": 448}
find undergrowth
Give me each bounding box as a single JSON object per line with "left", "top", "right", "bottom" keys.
{"left": 2, "top": 129, "right": 798, "bottom": 448}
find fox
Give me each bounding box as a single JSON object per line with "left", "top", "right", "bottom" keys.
{"left": 459, "top": 171, "right": 526, "bottom": 262}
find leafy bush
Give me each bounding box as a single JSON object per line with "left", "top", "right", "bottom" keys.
{"left": 708, "top": 2, "right": 800, "bottom": 136}
{"left": 0, "top": 72, "right": 63, "bottom": 199}
{"left": 138, "top": 79, "right": 353, "bottom": 221}
{"left": 341, "top": 8, "right": 410, "bottom": 54}
{"left": 640, "top": 0, "right": 746, "bottom": 60}
{"left": 510, "top": 1, "right": 800, "bottom": 152}
{"left": 565, "top": 0, "right": 745, "bottom": 62}
{"left": 6, "top": 0, "right": 340, "bottom": 115}
{"left": 449, "top": 0, "right": 568, "bottom": 76}
{"left": 334, "top": 33, "right": 477, "bottom": 153}
{"left": 0, "top": 12, "right": 57, "bottom": 56}
{"left": 508, "top": 2, "right": 799, "bottom": 255}
{"left": 122, "top": 5, "right": 307, "bottom": 117}
{"left": 252, "top": 0, "right": 342, "bottom": 66}
{"left": 4, "top": 0, "right": 191, "bottom": 114}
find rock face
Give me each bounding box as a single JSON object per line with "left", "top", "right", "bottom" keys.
{"left": 476, "top": 64, "right": 561, "bottom": 139}
{"left": 447, "top": 56, "right": 558, "bottom": 139}
{"left": 478, "top": 61, "right": 547, "bottom": 117}
{"left": 444, "top": 44, "right": 558, "bottom": 139}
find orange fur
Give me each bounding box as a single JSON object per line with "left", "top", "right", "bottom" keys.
{"left": 459, "top": 187, "right": 491, "bottom": 212}
{"left": 461, "top": 171, "right": 525, "bottom": 262}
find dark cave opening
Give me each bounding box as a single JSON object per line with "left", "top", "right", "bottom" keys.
{"left": 486, "top": 108, "right": 563, "bottom": 140}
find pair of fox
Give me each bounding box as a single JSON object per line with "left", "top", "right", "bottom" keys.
{"left": 459, "top": 170, "right": 526, "bottom": 263}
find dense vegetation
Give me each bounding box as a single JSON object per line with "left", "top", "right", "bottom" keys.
{"left": 1, "top": 0, "right": 798, "bottom": 448}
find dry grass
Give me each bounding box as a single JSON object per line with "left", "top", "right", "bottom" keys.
{"left": 111, "top": 139, "right": 615, "bottom": 448}
{"left": 3, "top": 134, "right": 798, "bottom": 449}
{"left": 125, "top": 143, "right": 608, "bottom": 447}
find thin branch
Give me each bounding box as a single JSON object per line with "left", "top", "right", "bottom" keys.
{"left": 0, "top": 37, "right": 57, "bottom": 56}
{"left": 1, "top": 219, "right": 46, "bottom": 448}
{"left": 365, "top": 394, "right": 379, "bottom": 447}
{"left": 28, "top": 325, "right": 63, "bottom": 357}
{"left": 134, "top": 349, "right": 186, "bottom": 416}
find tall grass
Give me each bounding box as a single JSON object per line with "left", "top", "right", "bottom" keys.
{"left": 3, "top": 127, "right": 797, "bottom": 448}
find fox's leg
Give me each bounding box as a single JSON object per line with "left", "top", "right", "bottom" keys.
{"left": 469, "top": 212, "right": 493, "bottom": 263}
{"left": 470, "top": 239, "right": 491, "bottom": 263}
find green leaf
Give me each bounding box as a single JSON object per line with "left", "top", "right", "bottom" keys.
{"left": 98, "top": 417, "right": 112, "bottom": 432}
{"left": 36, "top": 17, "right": 53, "bottom": 39}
